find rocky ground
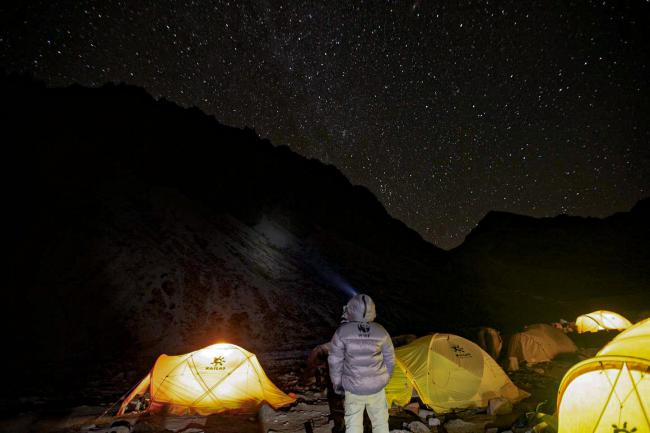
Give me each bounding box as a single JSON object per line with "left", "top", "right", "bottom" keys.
{"left": 0, "top": 343, "right": 603, "bottom": 433}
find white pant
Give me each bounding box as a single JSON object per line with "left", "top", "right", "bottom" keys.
{"left": 344, "top": 389, "right": 389, "bottom": 433}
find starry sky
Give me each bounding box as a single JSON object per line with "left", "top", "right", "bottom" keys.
{"left": 2, "top": 1, "right": 649, "bottom": 249}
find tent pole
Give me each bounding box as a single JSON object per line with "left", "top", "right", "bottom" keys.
{"left": 625, "top": 362, "right": 650, "bottom": 429}
{"left": 94, "top": 376, "right": 147, "bottom": 421}
{"left": 590, "top": 363, "right": 622, "bottom": 433}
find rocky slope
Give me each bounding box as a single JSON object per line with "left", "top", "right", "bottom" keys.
{"left": 1, "top": 76, "right": 461, "bottom": 407}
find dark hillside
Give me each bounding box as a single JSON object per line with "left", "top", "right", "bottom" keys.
{"left": 0, "top": 76, "right": 458, "bottom": 409}
{"left": 1, "top": 76, "right": 648, "bottom": 412}
{"left": 451, "top": 199, "right": 650, "bottom": 328}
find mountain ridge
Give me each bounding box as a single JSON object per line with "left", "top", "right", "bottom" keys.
{"left": 1, "top": 75, "right": 457, "bottom": 371}
{"left": 1, "top": 75, "right": 648, "bottom": 409}
{"left": 462, "top": 196, "right": 650, "bottom": 246}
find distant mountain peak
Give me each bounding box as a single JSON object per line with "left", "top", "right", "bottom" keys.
{"left": 463, "top": 197, "right": 649, "bottom": 245}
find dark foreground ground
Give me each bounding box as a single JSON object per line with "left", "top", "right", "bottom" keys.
{"left": 0, "top": 332, "right": 613, "bottom": 433}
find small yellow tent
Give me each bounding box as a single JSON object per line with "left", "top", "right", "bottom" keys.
{"left": 557, "top": 318, "right": 650, "bottom": 432}
{"left": 385, "top": 334, "right": 529, "bottom": 413}
{"left": 118, "top": 343, "right": 295, "bottom": 416}
{"left": 575, "top": 310, "right": 632, "bottom": 333}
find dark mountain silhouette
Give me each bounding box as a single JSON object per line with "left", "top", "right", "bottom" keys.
{"left": 1, "top": 75, "right": 647, "bottom": 411}
{"left": 1, "top": 75, "right": 461, "bottom": 409}
{"left": 450, "top": 199, "right": 650, "bottom": 328}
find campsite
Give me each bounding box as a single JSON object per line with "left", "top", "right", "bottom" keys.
{"left": 1, "top": 311, "right": 648, "bottom": 432}
{"left": 2, "top": 1, "right": 650, "bottom": 431}
{"left": 1, "top": 74, "right": 649, "bottom": 433}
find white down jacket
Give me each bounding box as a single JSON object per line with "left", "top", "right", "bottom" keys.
{"left": 328, "top": 294, "right": 395, "bottom": 395}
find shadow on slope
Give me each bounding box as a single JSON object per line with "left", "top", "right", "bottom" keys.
{"left": 0, "top": 76, "right": 465, "bottom": 411}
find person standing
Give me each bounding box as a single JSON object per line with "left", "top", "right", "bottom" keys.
{"left": 328, "top": 294, "right": 395, "bottom": 433}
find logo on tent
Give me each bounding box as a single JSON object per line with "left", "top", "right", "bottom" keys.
{"left": 206, "top": 356, "right": 226, "bottom": 371}
{"left": 451, "top": 344, "right": 472, "bottom": 358}
{"left": 357, "top": 322, "right": 370, "bottom": 334}
{"left": 612, "top": 422, "right": 637, "bottom": 433}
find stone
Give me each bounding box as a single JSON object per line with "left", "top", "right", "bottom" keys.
{"left": 445, "top": 417, "right": 493, "bottom": 433}
{"left": 487, "top": 397, "right": 513, "bottom": 415}
{"left": 405, "top": 402, "right": 420, "bottom": 414}
{"left": 132, "top": 421, "right": 158, "bottom": 433}
{"left": 506, "top": 356, "right": 519, "bottom": 371}
{"left": 408, "top": 420, "right": 431, "bottom": 433}
{"left": 258, "top": 403, "right": 277, "bottom": 431}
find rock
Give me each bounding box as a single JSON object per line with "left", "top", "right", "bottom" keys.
{"left": 132, "top": 421, "right": 158, "bottom": 433}
{"left": 445, "top": 417, "right": 493, "bottom": 433}
{"left": 408, "top": 420, "right": 431, "bottom": 433}
{"left": 108, "top": 420, "right": 133, "bottom": 433}
{"left": 418, "top": 408, "right": 434, "bottom": 419}
{"left": 389, "top": 407, "right": 424, "bottom": 431}
{"left": 487, "top": 397, "right": 513, "bottom": 415}
{"left": 428, "top": 417, "right": 441, "bottom": 426}
{"left": 507, "top": 356, "right": 520, "bottom": 371}
{"left": 404, "top": 402, "right": 420, "bottom": 414}
{"left": 485, "top": 428, "right": 498, "bottom": 433}
{"left": 258, "top": 403, "right": 277, "bottom": 430}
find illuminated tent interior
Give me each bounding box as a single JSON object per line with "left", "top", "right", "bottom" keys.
{"left": 505, "top": 324, "right": 577, "bottom": 371}
{"left": 557, "top": 318, "right": 650, "bottom": 433}
{"left": 575, "top": 310, "right": 633, "bottom": 333}
{"left": 117, "top": 343, "right": 295, "bottom": 416}
{"left": 385, "top": 334, "right": 529, "bottom": 413}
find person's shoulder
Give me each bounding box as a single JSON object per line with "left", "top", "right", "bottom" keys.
{"left": 338, "top": 321, "right": 357, "bottom": 332}
{"left": 371, "top": 322, "right": 390, "bottom": 334}
{"left": 334, "top": 322, "right": 355, "bottom": 335}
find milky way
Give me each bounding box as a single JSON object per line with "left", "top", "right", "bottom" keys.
{"left": 2, "top": 1, "right": 649, "bottom": 248}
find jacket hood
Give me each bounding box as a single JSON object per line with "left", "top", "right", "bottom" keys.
{"left": 346, "top": 294, "right": 376, "bottom": 322}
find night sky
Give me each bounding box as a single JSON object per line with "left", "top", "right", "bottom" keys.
{"left": 2, "top": 1, "right": 649, "bottom": 249}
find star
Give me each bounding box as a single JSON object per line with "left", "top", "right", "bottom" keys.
{"left": 1, "top": 0, "right": 648, "bottom": 248}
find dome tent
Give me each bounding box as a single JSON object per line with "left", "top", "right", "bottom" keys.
{"left": 118, "top": 343, "right": 295, "bottom": 416}
{"left": 385, "top": 334, "right": 529, "bottom": 413}
{"left": 575, "top": 310, "right": 632, "bottom": 333}
{"left": 557, "top": 318, "right": 650, "bottom": 432}
{"left": 505, "top": 324, "right": 577, "bottom": 371}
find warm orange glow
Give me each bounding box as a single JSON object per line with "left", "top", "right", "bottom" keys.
{"left": 575, "top": 310, "right": 632, "bottom": 333}
{"left": 118, "top": 343, "right": 295, "bottom": 416}
{"left": 557, "top": 318, "right": 650, "bottom": 432}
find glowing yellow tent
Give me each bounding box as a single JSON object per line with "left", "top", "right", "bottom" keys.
{"left": 575, "top": 310, "right": 632, "bottom": 333}
{"left": 385, "top": 334, "right": 529, "bottom": 413}
{"left": 118, "top": 343, "right": 295, "bottom": 416}
{"left": 557, "top": 318, "right": 650, "bottom": 432}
